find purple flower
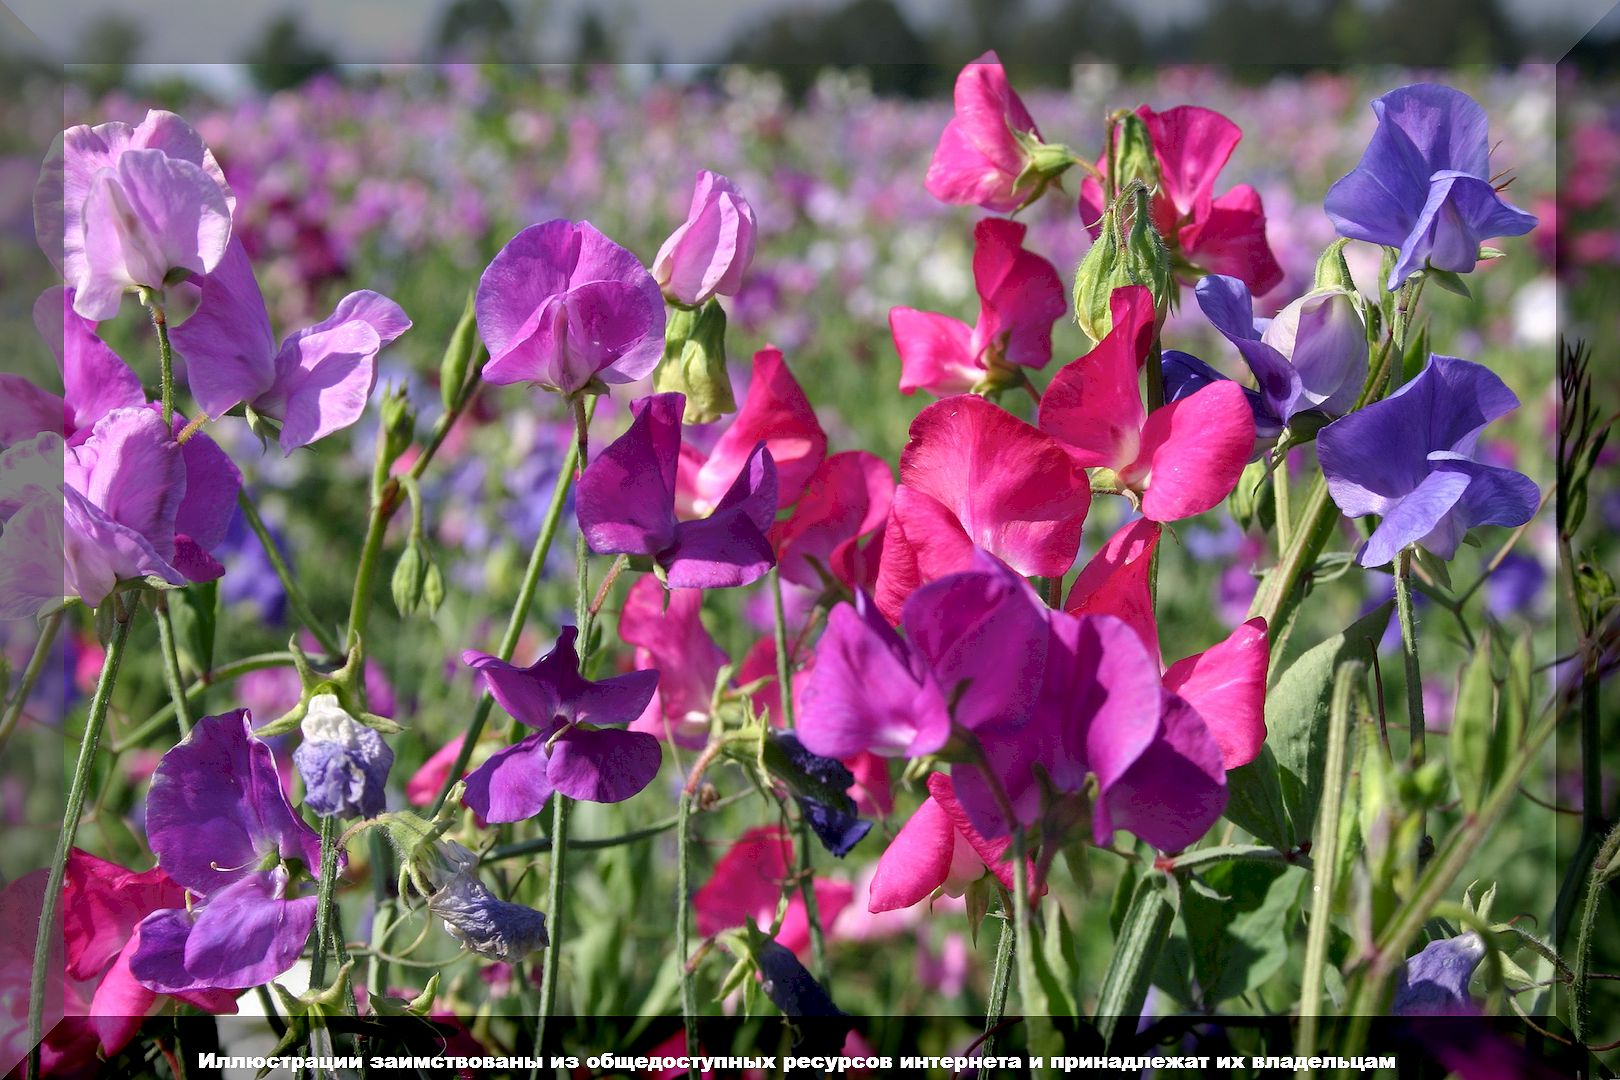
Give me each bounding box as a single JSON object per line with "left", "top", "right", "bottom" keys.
{"left": 0, "top": 287, "right": 145, "bottom": 449}
{"left": 1175, "top": 275, "right": 1367, "bottom": 438}
{"left": 1485, "top": 551, "right": 1545, "bottom": 620}
{"left": 577, "top": 392, "right": 778, "bottom": 590}
{"left": 1325, "top": 84, "right": 1536, "bottom": 290}
{"left": 0, "top": 405, "right": 240, "bottom": 615}
{"left": 1393, "top": 933, "right": 1486, "bottom": 1016}
{"left": 755, "top": 938, "right": 844, "bottom": 1018}
{"left": 169, "top": 238, "right": 411, "bottom": 454}
{"left": 652, "top": 170, "right": 757, "bottom": 307}
{"left": 461, "top": 627, "right": 661, "bottom": 821}
{"left": 476, "top": 219, "right": 664, "bottom": 395}
{"left": 129, "top": 711, "right": 324, "bottom": 994}
{"left": 427, "top": 873, "right": 548, "bottom": 962}
{"left": 292, "top": 694, "right": 393, "bottom": 819}
{"left": 1318, "top": 355, "right": 1539, "bottom": 567}
{"left": 36, "top": 110, "right": 235, "bottom": 321}
{"left": 768, "top": 732, "right": 872, "bottom": 858}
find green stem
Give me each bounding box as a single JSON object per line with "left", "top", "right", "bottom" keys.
{"left": 236, "top": 492, "right": 342, "bottom": 658}
{"left": 28, "top": 602, "right": 134, "bottom": 1080}
{"left": 366, "top": 831, "right": 393, "bottom": 1001}
{"left": 146, "top": 295, "right": 175, "bottom": 426}
{"left": 770, "top": 566, "right": 827, "bottom": 978}
{"left": 535, "top": 793, "right": 570, "bottom": 1048}
{"left": 112, "top": 652, "right": 300, "bottom": 752}
{"left": 981, "top": 915, "right": 1016, "bottom": 1054}
{"left": 1010, "top": 830, "right": 1037, "bottom": 1028}
{"left": 309, "top": 814, "right": 344, "bottom": 990}
{"left": 1094, "top": 872, "right": 1175, "bottom": 1049}
{"left": 676, "top": 790, "right": 700, "bottom": 1079}
{"left": 346, "top": 430, "right": 397, "bottom": 650}
{"left": 486, "top": 794, "right": 751, "bottom": 861}
{"left": 427, "top": 407, "right": 587, "bottom": 816}
{"left": 0, "top": 610, "right": 63, "bottom": 756}
{"left": 1162, "top": 844, "right": 1302, "bottom": 873}
{"left": 1394, "top": 546, "right": 1428, "bottom": 867}
{"left": 1571, "top": 821, "right": 1620, "bottom": 1043}
{"left": 1274, "top": 446, "right": 1292, "bottom": 554}
{"left": 153, "top": 595, "right": 193, "bottom": 736}
{"left": 1298, "top": 660, "right": 1364, "bottom": 1056}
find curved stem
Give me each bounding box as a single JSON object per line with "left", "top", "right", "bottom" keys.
{"left": 0, "top": 610, "right": 64, "bottom": 757}
{"left": 1571, "top": 821, "right": 1620, "bottom": 1043}
{"left": 28, "top": 602, "right": 134, "bottom": 1080}
{"left": 485, "top": 793, "right": 751, "bottom": 861}
{"left": 236, "top": 492, "right": 342, "bottom": 658}
{"left": 1394, "top": 546, "right": 1428, "bottom": 868}
{"left": 112, "top": 652, "right": 301, "bottom": 752}
{"left": 153, "top": 595, "right": 193, "bottom": 736}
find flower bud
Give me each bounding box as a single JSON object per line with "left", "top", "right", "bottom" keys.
{"left": 653, "top": 299, "right": 734, "bottom": 424}
{"left": 1074, "top": 183, "right": 1170, "bottom": 345}
{"left": 292, "top": 693, "right": 393, "bottom": 819}
{"left": 1313, "top": 237, "right": 1356, "bottom": 294}
{"left": 652, "top": 171, "right": 756, "bottom": 307}
{"left": 1261, "top": 287, "right": 1366, "bottom": 416}
{"left": 1108, "top": 111, "right": 1161, "bottom": 195}
{"left": 440, "top": 289, "right": 480, "bottom": 413}
{"left": 380, "top": 384, "right": 416, "bottom": 466}
{"left": 428, "top": 872, "right": 549, "bottom": 962}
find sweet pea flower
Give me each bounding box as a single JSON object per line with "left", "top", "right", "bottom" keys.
{"left": 678, "top": 347, "right": 826, "bottom": 516}
{"left": 36, "top": 110, "right": 235, "bottom": 320}
{"left": 1393, "top": 933, "right": 1486, "bottom": 1016}
{"left": 770, "top": 451, "right": 893, "bottom": 592}
{"left": 1079, "top": 105, "right": 1283, "bottom": 295}
{"left": 652, "top": 170, "right": 756, "bottom": 306}
{"left": 1325, "top": 84, "right": 1537, "bottom": 289}
{"left": 621, "top": 576, "right": 729, "bottom": 748}
{"left": 1317, "top": 355, "right": 1539, "bottom": 567}
{"left": 427, "top": 873, "right": 549, "bottom": 962}
{"left": 1174, "top": 274, "right": 1368, "bottom": 438}
{"left": 873, "top": 394, "right": 1089, "bottom": 622}
{"left": 130, "top": 711, "right": 326, "bottom": 995}
{"left": 57, "top": 851, "right": 238, "bottom": 1063}
{"left": 769, "top": 733, "right": 873, "bottom": 858}
{"left": 890, "top": 218, "right": 1066, "bottom": 396}
{"left": 0, "top": 287, "right": 144, "bottom": 448}
{"left": 0, "top": 405, "right": 240, "bottom": 616}
{"left": 868, "top": 774, "right": 1038, "bottom": 913}
{"left": 578, "top": 392, "right": 779, "bottom": 589}
{"left": 925, "top": 52, "right": 1046, "bottom": 213}
{"left": 169, "top": 238, "right": 412, "bottom": 454}
{"left": 476, "top": 219, "right": 664, "bottom": 395}
{"left": 1039, "top": 286, "right": 1255, "bottom": 522}
{"left": 462, "top": 627, "right": 661, "bottom": 821}
{"left": 755, "top": 939, "right": 844, "bottom": 1018}
{"left": 692, "top": 826, "right": 852, "bottom": 961}
{"left": 292, "top": 693, "right": 393, "bottom": 819}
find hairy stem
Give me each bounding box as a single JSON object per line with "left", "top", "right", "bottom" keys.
{"left": 153, "top": 594, "right": 194, "bottom": 736}
{"left": 677, "top": 790, "right": 700, "bottom": 1080}
{"left": 145, "top": 295, "right": 175, "bottom": 426}
{"left": 1394, "top": 547, "right": 1428, "bottom": 868}
{"left": 0, "top": 610, "right": 63, "bottom": 756}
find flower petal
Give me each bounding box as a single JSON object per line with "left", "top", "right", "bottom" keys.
{"left": 462, "top": 732, "right": 555, "bottom": 823}
{"left": 577, "top": 392, "right": 682, "bottom": 557}
{"left": 1131, "top": 380, "right": 1256, "bottom": 522}
{"left": 546, "top": 726, "right": 662, "bottom": 803}
{"left": 1162, "top": 617, "right": 1270, "bottom": 770}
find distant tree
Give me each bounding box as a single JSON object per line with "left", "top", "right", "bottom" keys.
{"left": 71, "top": 14, "right": 142, "bottom": 97}
{"left": 244, "top": 13, "right": 337, "bottom": 94}
{"left": 435, "top": 0, "right": 521, "bottom": 60}
{"left": 725, "top": 0, "right": 943, "bottom": 99}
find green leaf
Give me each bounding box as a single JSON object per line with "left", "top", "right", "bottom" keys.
{"left": 167, "top": 579, "right": 218, "bottom": 677}
{"left": 1426, "top": 268, "right": 1472, "bottom": 298}
{"left": 1227, "top": 604, "right": 1390, "bottom": 848}
{"left": 1037, "top": 905, "right": 1080, "bottom": 1017}
{"left": 1490, "top": 636, "right": 1530, "bottom": 789}
{"left": 1399, "top": 319, "right": 1430, "bottom": 388}
{"left": 1095, "top": 873, "right": 1176, "bottom": 1048}
{"left": 1452, "top": 635, "right": 1495, "bottom": 813}
{"left": 1179, "top": 862, "right": 1306, "bottom": 1006}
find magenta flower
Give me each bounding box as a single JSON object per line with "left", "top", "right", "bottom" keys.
{"left": 1079, "top": 105, "right": 1283, "bottom": 295}
{"left": 169, "top": 238, "right": 412, "bottom": 453}
{"left": 770, "top": 451, "right": 893, "bottom": 592}
{"left": 130, "top": 711, "right": 325, "bottom": 994}
{"left": 36, "top": 110, "right": 235, "bottom": 321}
{"left": 1040, "top": 286, "right": 1255, "bottom": 522}
{"left": 1325, "top": 84, "right": 1537, "bottom": 289}
{"left": 692, "top": 826, "right": 853, "bottom": 961}
{"left": 678, "top": 347, "right": 827, "bottom": 517}
{"left": 578, "top": 392, "right": 778, "bottom": 590}
{"left": 61, "top": 851, "right": 239, "bottom": 1060}
{"left": 652, "top": 170, "right": 757, "bottom": 306}
{"left": 476, "top": 219, "right": 664, "bottom": 395}
{"left": 620, "top": 575, "right": 729, "bottom": 749}
{"left": 873, "top": 394, "right": 1088, "bottom": 621}
{"left": 891, "top": 218, "right": 1066, "bottom": 396}
{"left": 868, "top": 774, "right": 1039, "bottom": 913}
{"left": 1318, "top": 355, "right": 1538, "bottom": 567}
{"left": 1065, "top": 517, "right": 1163, "bottom": 658}
{"left": 925, "top": 52, "right": 1044, "bottom": 213}
{"left": 461, "top": 627, "right": 661, "bottom": 821}
{"left": 0, "top": 405, "right": 240, "bottom": 615}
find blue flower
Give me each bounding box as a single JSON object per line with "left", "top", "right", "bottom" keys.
{"left": 1393, "top": 933, "right": 1486, "bottom": 1016}
{"left": 771, "top": 733, "right": 872, "bottom": 858}
{"left": 292, "top": 693, "right": 393, "bottom": 819}
{"left": 1325, "top": 84, "right": 1536, "bottom": 290}
{"left": 428, "top": 872, "right": 549, "bottom": 962}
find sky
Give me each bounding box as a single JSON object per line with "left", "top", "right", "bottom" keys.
{"left": 3, "top": 0, "right": 1615, "bottom": 69}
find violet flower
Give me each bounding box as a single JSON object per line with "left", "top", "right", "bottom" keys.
{"left": 36, "top": 110, "right": 235, "bottom": 320}
{"left": 1318, "top": 355, "right": 1539, "bottom": 567}
{"left": 169, "top": 238, "right": 412, "bottom": 454}
{"left": 577, "top": 392, "right": 778, "bottom": 590}
{"left": 768, "top": 733, "right": 872, "bottom": 858}
{"left": 292, "top": 693, "right": 393, "bottom": 819}
{"left": 1325, "top": 84, "right": 1536, "bottom": 289}
{"left": 427, "top": 873, "right": 548, "bottom": 962}
{"left": 755, "top": 939, "right": 844, "bottom": 1019}
{"left": 129, "top": 711, "right": 325, "bottom": 994}
{"left": 0, "top": 287, "right": 144, "bottom": 449}
{"left": 461, "top": 627, "right": 661, "bottom": 822}
{"left": 652, "top": 170, "right": 757, "bottom": 307}
{"left": 476, "top": 219, "right": 664, "bottom": 395}
{"left": 1393, "top": 933, "right": 1486, "bottom": 1016}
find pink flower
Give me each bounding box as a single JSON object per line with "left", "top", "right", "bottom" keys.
{"left": 868, "top": 774, "right": 1041, "bottom": 913}
{"left": 621, "top": 576, "right": 729, "bottom": 749}
{"left": 874, "top": 395, "right": 1089, "bottom": 621}
{"left": 892, "top": 218, "right": 1067, "bottom": 397}
{"left": 652, "top": 170, "right": 757, "bottom": 306}
{"left": 1079, "top": 105, "right": 1283, "bottom": 295}
{"left": 770, "top": 451, "right": 893, "bottom": 591}
{"left": 925, "top": 53, "right": 1044, "bottom": 213}
{"left": 1039, "top": 286, "right": 1255, "bottom": 522}
{"left": 678, "top": 348, "right": 827, "bottom": 516}
{"left": 692, "top": 826, "right": 852, "bottom": 961}
{"left": 406, "top": 735, "right": 466, "bottom": 807}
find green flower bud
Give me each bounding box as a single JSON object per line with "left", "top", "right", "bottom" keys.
{"left": 1073, "top": 181, "right": 1170, "bottom": 345}
{"left": 440, "top": 289, "right": 480, "bottom": 413}
{"left": 380, "top": 383, "right": 416, "bottom": 466}
{"left": 1109, "top": 111, "right": 1160, "bottom": 195}
{"left": 1314, "top": 238, "right": 1357, "bottom": 294}
{"left": 654, "top": 299, "right": 734, "bottom": 424}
